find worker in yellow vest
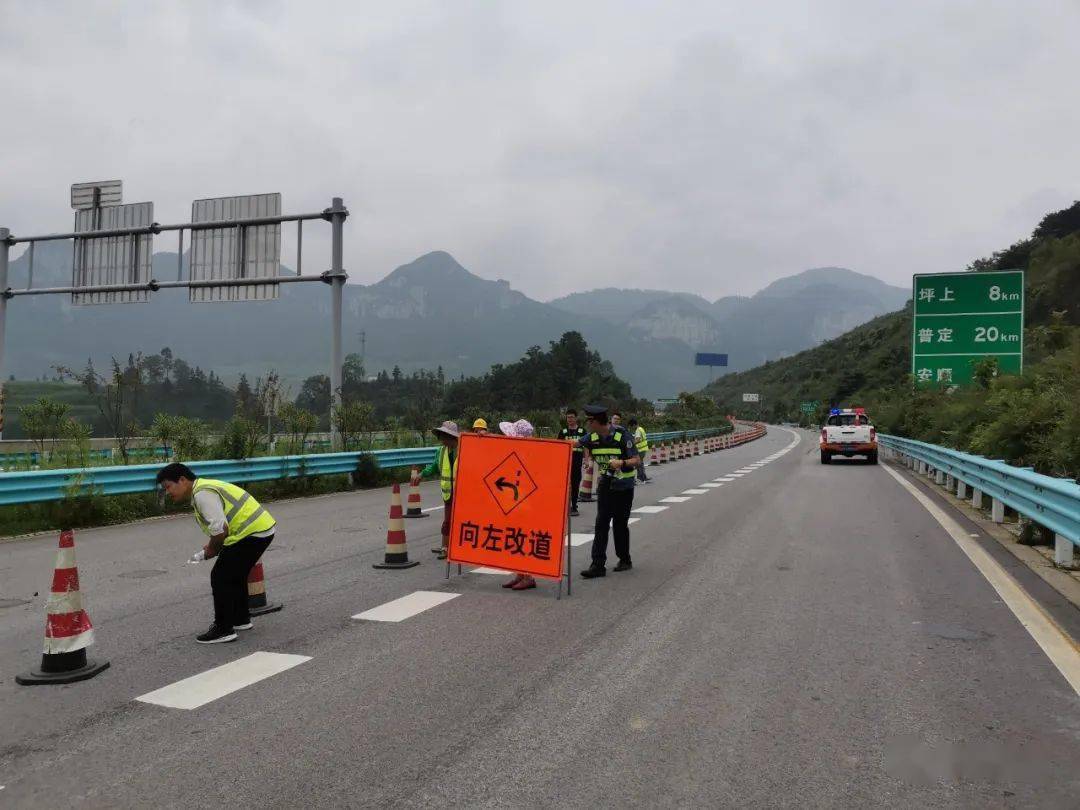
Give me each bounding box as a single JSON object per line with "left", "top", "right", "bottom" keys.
{"left": 627, "top": 418, "right": 650, "bottom": 483}
{"left": 157, "top": 462, "right": 277, "bottom": 644}
{"left": 419, "top": 420, "right": 460, "bottom": 559}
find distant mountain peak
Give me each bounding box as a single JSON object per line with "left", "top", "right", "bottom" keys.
{"left": 379, "top": 250, "right": 476, "bottom": 286}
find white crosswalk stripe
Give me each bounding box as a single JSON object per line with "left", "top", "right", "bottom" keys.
{"left": 352, "top": 591, "right": 460, "bottom": 623}
{"left": 136, "top": 652, "right": 311, "bottom": 710}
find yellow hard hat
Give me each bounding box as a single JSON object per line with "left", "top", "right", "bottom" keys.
{"left": 473, "top": 418, "right": 488, "bottom": 429}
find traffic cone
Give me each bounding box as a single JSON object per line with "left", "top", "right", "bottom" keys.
{"left": 661, "top": 442, "right": 669, "bottom": 463}
{"left": 247, "top": 561, "right": 283, "bottom": 616}
{"left": 648, "top": 446, "right": 659, "bottom": 466}
{"left": 694, "top": 440, "right": 701, "bottom": 456}
{"left": 17, "top": 530, "right": 109, "bottom": 685}
{"left": 405, "top": 467, "right": 428, "bottom": 518}
{"left": 579, "top": 459, "right": 595, "bottom": 502}
{"left": 373, "top": 484, "right": 420, "bottom": 569}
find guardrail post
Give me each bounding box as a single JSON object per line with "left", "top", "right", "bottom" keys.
{"left": 935, "top": 469, "right": 945, "bottom": 485}
{"left": 956, "top": 480, "right": 968, "bottom": 499}
{"left": 1055, "top": 535, "right": 1077, "bottom": 569}
{"left": 945, "top": 474, "right": 953, "bottom": 489}
{"left": 991, "top": 498, "right": 1005, "bottom": 524}
{"left": 972, "top": 489, "right": 984, "bottom": 509}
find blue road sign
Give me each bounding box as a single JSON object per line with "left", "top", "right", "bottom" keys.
{"left": 694, "top": 353, "right": 728, "bottom": 367}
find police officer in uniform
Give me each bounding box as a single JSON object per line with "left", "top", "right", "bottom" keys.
{"left": 578, "top": 404, "right": 639, "bottom": 578}
{"left": 558, "top": 408, "right": 587, "bottom": 516}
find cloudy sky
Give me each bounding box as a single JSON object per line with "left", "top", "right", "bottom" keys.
{"left": 2, "top": 1, "right": 1079, "bottom": 300}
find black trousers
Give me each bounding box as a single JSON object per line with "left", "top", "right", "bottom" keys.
{"left": 591, "top": 485, "right": 634, "bottom": 566}
{"left": 636, "top": 455, "right": 649, "bottom": 481}
{"left": 210, "top": 534, "right": 273, "bottom": 629}
{"left": 569, "top": 454, "right": 583, "bottom": 508}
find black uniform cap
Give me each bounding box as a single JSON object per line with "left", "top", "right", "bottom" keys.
{"left": 583, "top": 404, "right": 607, "bottom": 418}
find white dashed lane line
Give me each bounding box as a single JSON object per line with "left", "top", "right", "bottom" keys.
{"left": 682, "top": 489, "right": 709, "bottom": 495}
{"left": 660, "top": 496, "right": 692, "bottom": 504}
{"left": 421, "top": 505, "right": 444, "bottom": 513}
{"left": 715, "top": 477, "right": 736, "bottom": 482}
{"left": 633, "top": 505, "right": 669, "bottom": 514}
{"left": 136, "top": 652, "right": 312, "bottom": 710}
{"left": 699, "top": 483, "right": 723, "bottom": 488}
{"left": 352, "top": 591, "right": 460, "bottom": 622}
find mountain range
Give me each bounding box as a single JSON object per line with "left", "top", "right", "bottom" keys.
{"left": 4, "top": 243, "right": 907, "bottom": 398}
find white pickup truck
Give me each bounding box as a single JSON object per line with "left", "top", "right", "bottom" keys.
{"left": 820, "top": 408, "right": 877, "bottom": 464}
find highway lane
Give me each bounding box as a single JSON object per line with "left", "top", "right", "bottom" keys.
{"left": 2, "top": 427, "right": 1080, "bottom": 807}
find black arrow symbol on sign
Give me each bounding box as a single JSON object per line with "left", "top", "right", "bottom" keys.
{"left": 495, "top": 477, "right": 519, "bottom": 501}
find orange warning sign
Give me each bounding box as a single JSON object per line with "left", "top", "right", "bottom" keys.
{"left": 448, "top": 433, "right": 571, "bottom": 579}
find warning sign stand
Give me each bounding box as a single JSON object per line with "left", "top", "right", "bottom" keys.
{"left": 446, "top": 433, "right": 574, "bottom": 599}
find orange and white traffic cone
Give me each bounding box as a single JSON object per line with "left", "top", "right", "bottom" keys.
{"left": 373, "top": 484, "right": 419, "bottom": 569}
{"left": 405, "top": 467, "right": 428, "bottom": 519}
{"left": 579, "top": 459, "right": 595, "bottom": 502}
{"left": 247, "top": 561, "right": 283, "bottom": 616}
{"left": 694, "top": 439, "right": 701, "bottom": 456}
{"left": 17, "top": 530, "right": 109, "bottom": 685}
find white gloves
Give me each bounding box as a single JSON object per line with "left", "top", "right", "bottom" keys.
{"left": 187, "top": 549, "right": 206, "bottom": 564}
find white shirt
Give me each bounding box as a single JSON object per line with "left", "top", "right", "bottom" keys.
{"left": 193, "top": 490, "right": 275, "bottom": 539}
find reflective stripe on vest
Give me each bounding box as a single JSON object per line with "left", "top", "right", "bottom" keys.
{"left": 439, "top": 447, "right": 458, "bottom": 502}
{"left": 588, "top": 431, "right": 636, "bottom": 481}
{"left": 192, "top": 478, "right": 276, "bottom": 546}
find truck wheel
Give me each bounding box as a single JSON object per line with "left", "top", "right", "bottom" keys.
{"left": 820, "top": 450, "right": 831, "bottom": 464}
{"left": 867, "top": 451, "right": 878, "bottom": 465}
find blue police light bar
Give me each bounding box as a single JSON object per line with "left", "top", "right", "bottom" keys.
{"left": 694, "top": 353, "right": 728, "bottom": 367}
{"left": 830, "top": 408, "right": 841, "bottom": 415}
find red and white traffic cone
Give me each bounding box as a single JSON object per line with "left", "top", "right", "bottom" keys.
{"left": 661, "top": 442, "right": 669, "bottom": 463}
{"left": 405, "top": 467, "right": 428, "bottom": 518}
{"left": 579, "top": 459, "right": 595, "bottom": 501}
{"left": 694, "top": 439, "right": 701, "bottom": 456}
{"left": 247, "top": 561, "right": 283, "bottom": 616}
{"left": 648, "top": 446, "right": 659, "bottom": 466}
{"left": 17, "top": 530, "right": 109, "bottom": 685}
{"left": 373, "top": 484, "right": 419, "bottom": 569}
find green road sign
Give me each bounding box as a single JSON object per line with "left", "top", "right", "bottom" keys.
{"left": 800, "top": 401, "right": 818, "bottom": 413}
{"left": 912, "top": 270, "right": 1024, "bottom": 386}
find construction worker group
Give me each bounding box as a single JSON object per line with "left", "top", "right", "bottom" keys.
{"left": 158, "top": 406, "right": 652, "bottom": 642}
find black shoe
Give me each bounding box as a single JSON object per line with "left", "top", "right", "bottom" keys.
{"left": 613, "top": 560, "right": 633, "bottom": 572}
{"left": 580, "top": 564, "right": 606, "bottom": 579}
{"left": 196, "top": 624, "right": 238, "bottom": 644}
{"left": 570, "top": 507, "right": 580, "bottom": 517}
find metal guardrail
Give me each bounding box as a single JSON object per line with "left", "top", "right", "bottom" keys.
{"left": 0, "top": 447, "right": 439, "bottom": 506}
{"left": 0, "top": 425, "right": 739, "bottom": 506}
{"left": 879, "top": 434, "right": 1080, "bottom": 557}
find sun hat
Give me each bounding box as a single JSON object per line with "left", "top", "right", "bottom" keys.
{"left": 432, "top": 420, "right": 460, "bottom": 439}
{"left": 498, "top": 419, "right": 535, "bottom": 438}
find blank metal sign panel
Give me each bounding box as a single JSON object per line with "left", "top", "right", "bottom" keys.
{"left": 189, "top": 193, "right": 282, "bottom": 303}
{"left": 71, "top": 201, "right": 154, "bottom": 305}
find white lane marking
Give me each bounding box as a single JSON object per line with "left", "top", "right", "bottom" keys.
{"left": 422, "top": 505, "right": 444, "bottom": 513}
{"left": 728, "top": 473, "right": 746, "bottom": 478}
{"left": 660, "top": 496, "right": 692, "bottom": 503}
{"left": 352, "top": 591, "right": 460, "bottom": 623}
{"left": 715, "top": 477, "right": 736, "bottom": 482}
{"left": 699, "top": 483, "right": 723, "bottom": 488}
{"left": 882, "top": 464, "right": 1080, "bottom": 697}
{"left": 734, "top": 468, "right": 754, "bottom": 473}
{"left": 471, "top": 567, "right": 513, "bottom": 575}
{"left": 682, "top": 489, "right": 709, "bottom": 495}
{"left": 628, "top": 517, "right": 641, "bottom": 525}
{"left": 137, "top": 652, "right": 311, "bottom": 711}
{"left": 632, "top": 505, "right": 669, "bottom": 514}
{"left": 570, "top": 533, "right": 594, "bottom": 547}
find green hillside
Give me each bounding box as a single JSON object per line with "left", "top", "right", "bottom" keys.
{"left": 705, "top": 201, "right": 1080, "bottom": 478}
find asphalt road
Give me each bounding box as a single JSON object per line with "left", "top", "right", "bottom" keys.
{"left": 2, "top": 427, "right": 1079, "bottom": 808}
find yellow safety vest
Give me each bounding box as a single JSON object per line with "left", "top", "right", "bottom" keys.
{"left": 588, "top": 428, "right": 637, "bottom": 483}
{"left": 192, "top": 478, "right": 276, "bottom": 546}
{"left": 634, "top": 426, "right": 649, "bottom": 453}
{"left": 438, "top": 446, "right": 458, "bottom": 502}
